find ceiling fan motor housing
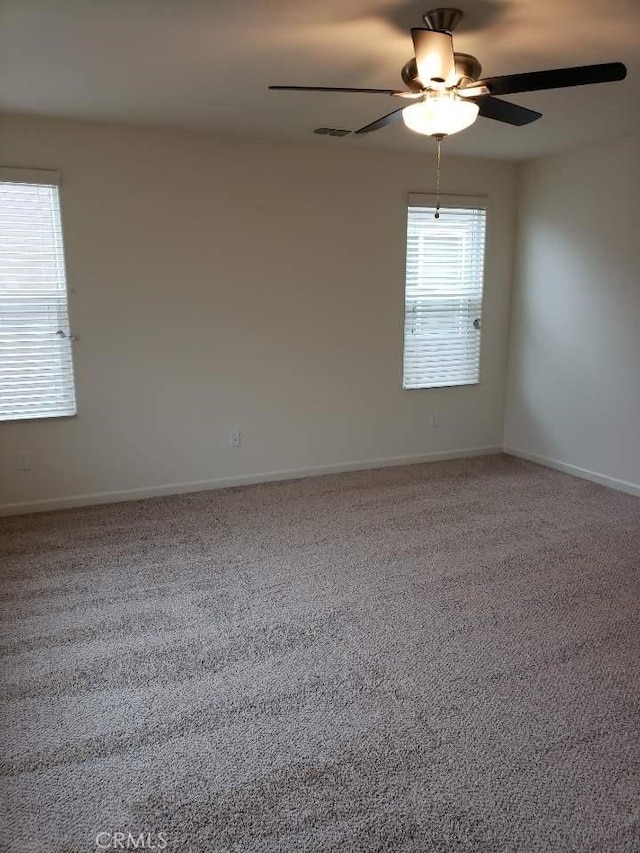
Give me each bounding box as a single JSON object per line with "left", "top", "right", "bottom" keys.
{"left": 453, "top": 53, "right": 483, "bottom": 86}
{"left": 401, "top": 53, "right": 482, "bottom": 90}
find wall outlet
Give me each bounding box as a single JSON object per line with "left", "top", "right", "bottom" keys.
{"left": 229, "top": 428, "right": 241, "bottom": 448}
{"left": 18, "top": 451, "right": 30, "bottom": 470}
{"left": 429, "top": 412, "right": 440, "bottom": 429}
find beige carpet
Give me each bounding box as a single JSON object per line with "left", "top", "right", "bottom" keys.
{"left": 1, "top": 454, "right": 639, "bottom": 852}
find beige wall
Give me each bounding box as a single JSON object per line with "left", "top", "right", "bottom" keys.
{"left": 0, "top": 114, "right": 517, "bottom": 512}
{"left": 505, "top": 134, "right": 640, "bottom": 494}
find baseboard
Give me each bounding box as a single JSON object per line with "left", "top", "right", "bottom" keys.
{"left": 504, "top": 447, "right": 640, "bottom": 498}
{"left": 0, "top": 445, "right": 502, "bottom": 517}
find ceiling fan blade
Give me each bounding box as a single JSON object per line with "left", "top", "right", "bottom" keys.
{"left": 469, "top": 62, "right": 627, "bottom": 97}
{"left": 411, "top": 29, "right": 456, "bottom": 87}
{"left": 355, "top": 106, "right": 406, "bottom": 135}
{"left": 473, "top": 95, "right": 542, "bottom": 126}
{"left": 269, "top": 85, "right": 397, "bottom": 95}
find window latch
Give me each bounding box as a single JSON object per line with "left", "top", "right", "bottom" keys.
{"left": 473, "top": 318, "right": 482, "bottom": 329}
{"left": 56, "top": 330, "right": 78, "bottom": 341}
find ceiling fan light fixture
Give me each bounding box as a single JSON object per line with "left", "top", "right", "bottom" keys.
{"left": 411, "top": 30, "right": 457, "bottom": 87}
{"left": 402, "top": 90, "right": 479, "bottom": 137}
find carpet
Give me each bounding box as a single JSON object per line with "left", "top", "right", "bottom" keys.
{"left": 1, "top": 454, "right": 639, "bottom": 852}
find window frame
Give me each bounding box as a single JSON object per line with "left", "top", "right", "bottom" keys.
{"left": 402, "top": 193, "right": 488, "bottom": 391}
{"left": 0, "top": 166, "right": 77, "bottom": 423}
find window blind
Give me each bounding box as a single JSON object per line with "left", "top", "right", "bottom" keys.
{"left": 403, "top": 201, "right": 486, "bottom": 389}
{"left": 0, "top": 170, "right": 76, "bottom": 421}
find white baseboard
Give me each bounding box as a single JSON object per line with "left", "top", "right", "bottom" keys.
{"left": 504, "top": 446, "right": 640, "bottom": 498}
{"left": 0, "top": 445, "right": 502, "bottom": 517}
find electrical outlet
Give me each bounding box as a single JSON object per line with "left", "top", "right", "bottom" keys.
{"left": 229, "top": 428, "right": 241, "bottom": 448}
{"left": 18, "top": 451, "right": 30, "bottom": 470}
{"left": 429, "top": 412, "right": 440, "bottom": 429}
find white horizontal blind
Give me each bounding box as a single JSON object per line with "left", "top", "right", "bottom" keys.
{"left": 403, "top": 202, "right": 486, "bottom": 389}
{"left": 0, "top": 172, "right": 76, "bottom": 420}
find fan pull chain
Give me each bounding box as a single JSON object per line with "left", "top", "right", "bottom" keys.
{"left": 434, "top": 134, "right": 444, "bottom": 219}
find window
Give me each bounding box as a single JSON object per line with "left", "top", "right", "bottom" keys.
{"left": 0, "top": 168, "right": 76, "bottom": 421}
{"left": 403, "top": 195, "right": 487, "bottom": 389}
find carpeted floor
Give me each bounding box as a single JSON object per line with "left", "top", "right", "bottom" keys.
{"left": 1, "top": 454, "right": 639, "bottom": 852}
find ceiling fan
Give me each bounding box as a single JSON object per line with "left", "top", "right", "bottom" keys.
{"left": 269, "top": 7, "right": 627, "bottom": 139}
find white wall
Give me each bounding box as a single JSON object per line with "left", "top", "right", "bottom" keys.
{"left": 0, "top": 114, "right": 517, "bottom": 513}
{"left": 505, "top": 133, "right": 640, "bottom": 494}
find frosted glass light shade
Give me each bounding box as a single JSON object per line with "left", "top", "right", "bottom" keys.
{"left": 402, "top": 92, "right": 480, "bottom": 137}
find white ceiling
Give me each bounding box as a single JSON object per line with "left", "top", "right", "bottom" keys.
{"left": 1, "top": 0, "right": 639, "bottom": 160}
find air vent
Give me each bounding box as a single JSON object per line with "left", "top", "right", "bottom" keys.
{"left": 313, "top": 127, "right": 352, "bottom": 137}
